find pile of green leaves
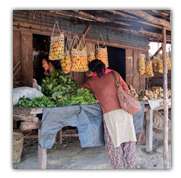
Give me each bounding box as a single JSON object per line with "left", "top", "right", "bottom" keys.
{"left": 14, "top": 96, "right": 56, "bottom": 108}
{"left": 70, "top": 88, "right": 99, "bottom": 105}
{"left": 15, "top": 88, "right": 99, "bottom": 108}
{"left": 41, "top": 70, "right": 78, "bottom": 97}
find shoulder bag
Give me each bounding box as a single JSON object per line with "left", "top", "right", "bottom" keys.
{"left": 112, "top": 71, "right": 141, "bottom": 114}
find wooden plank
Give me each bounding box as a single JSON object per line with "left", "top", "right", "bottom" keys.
{"left": 20, "top": 121, "right": 41, "bottom": 130}
{"left": 139, "top": 53, "right": 146, "bottom": 89}
{"left": 125, "top": 49, "right": 133, "bottom": 85}
{"left": 132, "top": 50, "right": 140, "bottom": 89}
{"left": 58, "top": 129, "right": 63, "bottom": 145}
{"left": 13, "top": 114, "right": 39, "bottom": 123}
{"left": 146, "top": 109, "right": 153, "bottom": 152}
{"left": 21, "top": 31, "right": 33, "bottom": 87}
{"left": 13, "top": 107, "right": 33, "bottom": 114}
{"left": 13, "top": 30, "right": 22, "bottom": 84}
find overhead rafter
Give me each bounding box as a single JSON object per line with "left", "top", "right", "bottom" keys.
{"left": 122, "top": 10, "right": 171, "bottom": 30}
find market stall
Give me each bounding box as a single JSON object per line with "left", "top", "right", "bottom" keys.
{"left": 13, "top": 10, "right": 171, "bottom": 169}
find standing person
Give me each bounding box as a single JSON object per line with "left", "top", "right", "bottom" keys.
{"left": 79, "top": 59, "right": 137, "bottom": 169}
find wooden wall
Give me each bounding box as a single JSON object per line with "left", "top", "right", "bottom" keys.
{"left": 13, "top": 30, "right": 33, "bottom": 87}
{"left": 126, "top": 49, "right": 146, "bottom": 90}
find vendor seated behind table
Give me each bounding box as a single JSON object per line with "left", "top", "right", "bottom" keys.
{"left": 32, "top": 54, "right": 61, "bottom": 91}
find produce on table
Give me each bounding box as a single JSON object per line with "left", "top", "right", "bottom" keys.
{"left": 137, "top": 56, "right": 145, "bottom": 75}
{"left": 15, "top": 88, "right": 99, "bottom": 108}
{"left": 14, "top": 96, "right": 56, "bottom": 108}
{"left": 128, "top": 85, "right": 138, "bottom": 99}
{"left": 127, "top": 85, "right": 171, "bottom": 100}
{"left": 71, "top": 88, "right": 99, "bottom": 105}
{"left": 41, "top": 70, "right": 78, "bottom": 97}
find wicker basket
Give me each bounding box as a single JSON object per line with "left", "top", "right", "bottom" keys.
{"left": 13, "top": 132, "right": 24, "bottom": 163}
{"left": 153, "top": 111, "right": 171, "bottom": 133}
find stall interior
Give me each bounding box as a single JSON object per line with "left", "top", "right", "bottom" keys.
{"left": 107, "top": 46, "right": 125, "bottom": 81}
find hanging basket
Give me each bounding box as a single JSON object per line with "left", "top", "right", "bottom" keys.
{"left": 13, "top": 132, "right": 24, "bottom": 164}
{"left": 153, "top": 111, "right": 171, "bottom": 133}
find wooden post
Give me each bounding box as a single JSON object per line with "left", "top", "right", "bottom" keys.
{"left": 38, "top": 129, "right": 47, "bottom": 169}
{"left": 146, "top": 109, "right": 153, "bottom": 152}
{"left": 162, "top": 26, "right": 169, "bottom": 169}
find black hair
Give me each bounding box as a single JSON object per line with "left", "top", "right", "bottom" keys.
{"left": 40, "top": 53, "right": 58, "bottom": 67}
{"left": 88, "top": 59, "right": 106, "bottom": 78}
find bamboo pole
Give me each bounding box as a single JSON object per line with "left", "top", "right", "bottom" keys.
{"left": 162, "top": 26, "right": 169, "bottom": 169}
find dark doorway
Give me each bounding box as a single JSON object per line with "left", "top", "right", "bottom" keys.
{"left": 33, "top": 34, "right": 50, "bottom": 82}
{"left": 107, "top": 46, "right": 125, "bottom": 80}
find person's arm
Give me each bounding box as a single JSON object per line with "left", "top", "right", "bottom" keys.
{"left": 79, "top": 80, "right": 92, "bottom": 92}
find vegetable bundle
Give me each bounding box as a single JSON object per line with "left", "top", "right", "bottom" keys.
{"left": 41, "top": 70, "right": 78, "bottom": 97}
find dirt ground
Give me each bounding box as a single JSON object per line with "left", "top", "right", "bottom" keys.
{"left": 13, "top": 131, "right": 171, "bottom": 169}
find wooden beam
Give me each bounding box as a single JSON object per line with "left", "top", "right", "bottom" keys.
{"left": 13, "top": 114, "right": 39, "bottom": 123}
{"left": 123, "top": 10, "right": 171, "bottom": 30}
{"left": 150, "top": 46, "right": 162, "bottom": 60}
{"left": 20, "top": 121, "right": 41, "bottom": 130}
{"left": 72, "top": 10, "right": 131, "bottom": 26}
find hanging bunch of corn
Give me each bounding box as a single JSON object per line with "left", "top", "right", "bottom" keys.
{"left": 95, "top": 34, "right": 109, "bottom": 68}
{"left": 137, "top": 55, "right": 145, "bottom": 75}
{"left": 61, "top": 38, "right": 71, "bottom": 74}
{"left": 49, "top": 21, "right": 64, "bottom": 60}
{"left": 142, "top": 60, "right": 154, "bottom": 78}
{"left": 71, "top": 35, "right": 88, "bottom": 72}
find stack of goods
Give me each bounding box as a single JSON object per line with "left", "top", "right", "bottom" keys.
{"left": 128, "top": 85, "right": 138, "bottom": 99}
{"left": 137, "top": 56, "right": 145, "bottom": 75}
{"left": 137, "top": 87, "right": 172, "bottom": 100}
{"left": 142, "top": 60, "right": 154, "bottom": 78}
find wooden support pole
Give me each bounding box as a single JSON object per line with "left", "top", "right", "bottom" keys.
{"left": 162, "top": 26, "right": 169, "bottom": 169}
{"left": 77, "top": 24, "right": 91, "bottom": 47}
{"left": 146, "top": 109, "right": 153, "bottom": 152}
{"left": 38, "top": 129, "right": 47, "bottom": 169}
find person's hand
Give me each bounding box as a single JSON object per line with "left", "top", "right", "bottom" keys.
{"left": 32, "top": 79, "right": 35, "bottom": 85}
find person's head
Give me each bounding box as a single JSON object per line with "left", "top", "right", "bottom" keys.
{"left": 41, "top": 54, "right": 49, "bottom": 72}
{"left": 88, "top": 59, "right": 106, "bottom": 78}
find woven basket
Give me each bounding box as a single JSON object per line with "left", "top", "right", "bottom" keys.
{"left": 13, "top": 132, "right": 24, "bottom": 163}
{"left": 153, "top": 111, "right": 171, "bottom": 133}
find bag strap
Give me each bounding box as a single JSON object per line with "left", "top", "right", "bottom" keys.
{"left": 111, "top": 71, "right": 120, "bottom": 88}
{"left": 52, "top": 21, "right": 61, "bottom": 37}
